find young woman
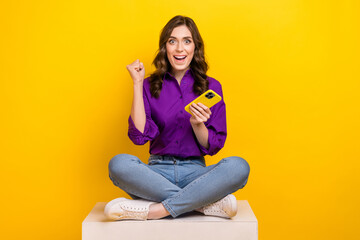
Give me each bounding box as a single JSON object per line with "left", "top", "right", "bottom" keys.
{"left": 105, "top": 15, "right": 250, "bottom": 220}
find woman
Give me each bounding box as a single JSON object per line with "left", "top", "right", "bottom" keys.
{"left": 105, "top": 15, "right": 250, "bottom": 221}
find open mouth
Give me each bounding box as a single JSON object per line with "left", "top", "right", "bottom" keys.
{"left": 173, "top": 55, "right": 187, "bottom": 61}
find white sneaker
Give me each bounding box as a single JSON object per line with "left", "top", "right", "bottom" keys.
{"left": 197, "top": 194, "right": 238, "bottom": 218}
{"left": 104, "top": 197, "right": 156, "bottom": 220}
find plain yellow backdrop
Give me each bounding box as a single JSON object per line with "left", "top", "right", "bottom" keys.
{"left": 1, "top": 0, "right": 359, "bottom": 239}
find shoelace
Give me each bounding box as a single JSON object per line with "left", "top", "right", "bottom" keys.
{"left": 118, "top": 203, "right": 148, "bottom": 219}
{"left": 204, "top": 198, "right": 227, "bottom": 214}
{"left": 122, "top": 205, "right": 147, "bottom": 211}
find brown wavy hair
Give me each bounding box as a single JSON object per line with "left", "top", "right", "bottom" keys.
{"left": 149, "top": 15, "right": 209, "bottom": 98}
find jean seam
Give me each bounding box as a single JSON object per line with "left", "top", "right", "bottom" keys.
{"left": 174, "top": 164, "right": 178, "bottom": 185}
{"left": 181, "top": 165, "right": 206, "bottom": 182}
{"left": 164, "top": 158, "right": 228, "bottom": 216}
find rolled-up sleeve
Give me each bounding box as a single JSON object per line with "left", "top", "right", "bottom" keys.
{"left": 198, "top": 85, "right": 227, "bottom": 156}
{"left": 128, "top": 86, "right": 160, "bottom": 145}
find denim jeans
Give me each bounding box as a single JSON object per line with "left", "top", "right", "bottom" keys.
{"left": 108, "top": 154, "right": 250, "bottom": 218}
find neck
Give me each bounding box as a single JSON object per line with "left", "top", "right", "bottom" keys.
{"left": 171, "top": 68, "right": 190, "bottom": 84}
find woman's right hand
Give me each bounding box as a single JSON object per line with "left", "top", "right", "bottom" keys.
{"left": 126, "top": 59, "right": 145, "bottom": 85}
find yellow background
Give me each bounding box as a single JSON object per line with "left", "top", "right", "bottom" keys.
{"left": 1, "top": 0, "right": 359, "bottom": 239}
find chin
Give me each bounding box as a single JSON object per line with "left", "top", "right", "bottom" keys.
{"left": 175, "top": 66, "right": 188, "bottom": 71}
{"left": 171, "top": 64, "right": 190, "bottom": 71}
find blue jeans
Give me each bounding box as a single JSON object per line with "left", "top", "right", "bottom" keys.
{"left": 108, "top": 154, "right": 250, "bottom": 218}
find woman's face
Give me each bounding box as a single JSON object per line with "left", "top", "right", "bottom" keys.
{"left": 166, "top": 25, "right": 195, "bottom": 75}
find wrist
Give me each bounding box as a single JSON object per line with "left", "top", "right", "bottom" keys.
{"left": 190, "top": 121, "right": 204, "bottom": 128}
{"left": 133, "top": 82, "right": 143, "bottom": 88}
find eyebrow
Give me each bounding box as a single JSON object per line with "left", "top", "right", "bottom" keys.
{"left": 169, "top": 36, "right": 193, "bottom": 39}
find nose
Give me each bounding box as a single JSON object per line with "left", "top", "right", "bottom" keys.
{"left": 176, "top": 42, "right": 184, "bottom": 52}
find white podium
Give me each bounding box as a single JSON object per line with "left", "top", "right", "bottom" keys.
{"left": 82, "top": 200, "right": 258, "bottom": 240}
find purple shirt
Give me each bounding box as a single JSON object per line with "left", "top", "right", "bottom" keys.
{"left": 128, "top": 68, "right": 227, "bottom": 158}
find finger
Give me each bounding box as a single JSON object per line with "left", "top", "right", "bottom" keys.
{"left": 131, "top": 59, "right": 139, "bottom": 71}
{"left": 190, "top": 105, "right": 207, "bottom": 122}
{"left": 190, "top": 109, "right": 203, "bottom": 123}
{"left": 134, "top": 60, "right": 141, "bottom": 71}
{"left": 193, "top": 103, "right": 210, "bottom": 119}
{"left": 192, "top": 103, "right": 203, "bottom": 111}
{"left": 190, "top": 104, "right": 201, "bottom": 118}
{"left": 139, "top": 62, "right": 144, "bottom": 71}
{"left": 197, "top": 102, "right": 207, "bottom": 110}
{"left": 197, "top": 102, "right": 211, "bottom": 115}
{"left": 192, "top": 103, "right": 210, "bottom": 119}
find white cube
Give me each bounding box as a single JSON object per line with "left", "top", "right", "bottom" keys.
{"left": 82, "top": 200, "right": 258, "bottom": 240}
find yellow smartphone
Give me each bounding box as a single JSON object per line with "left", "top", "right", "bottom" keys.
{"left": 185, "top": 89, "right": 222, "bottom": 115}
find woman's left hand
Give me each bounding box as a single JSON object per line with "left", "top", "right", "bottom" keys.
{"left": 189, "top": 102, "right": 212, "bottom": 125}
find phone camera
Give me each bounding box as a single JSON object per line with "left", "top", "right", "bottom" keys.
{"left": 205, "top": 92, "right": 215, "bottom": 99}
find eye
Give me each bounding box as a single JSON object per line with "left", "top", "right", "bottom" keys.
{"left": 169, "top": 39, "right": 175, "bottom": 44}
{"left": 185, "top": 39, "right": 191, "bottom": 44}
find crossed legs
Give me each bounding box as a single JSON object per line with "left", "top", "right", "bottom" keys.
{"left": 108, "top": 154, "right": 250, "bottom": 218}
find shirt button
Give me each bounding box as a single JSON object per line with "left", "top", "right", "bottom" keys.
{"left": 176, "top": 141, "right": 179, "bottom": 144}
{"left": 180, "top": 126, "right": 183, "bottom": 129}
{"left": 180, "top": 96, "right": 183, "bottom": 99}
{"left": 180, "top": 110, "right": 183, "bottom": 113}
